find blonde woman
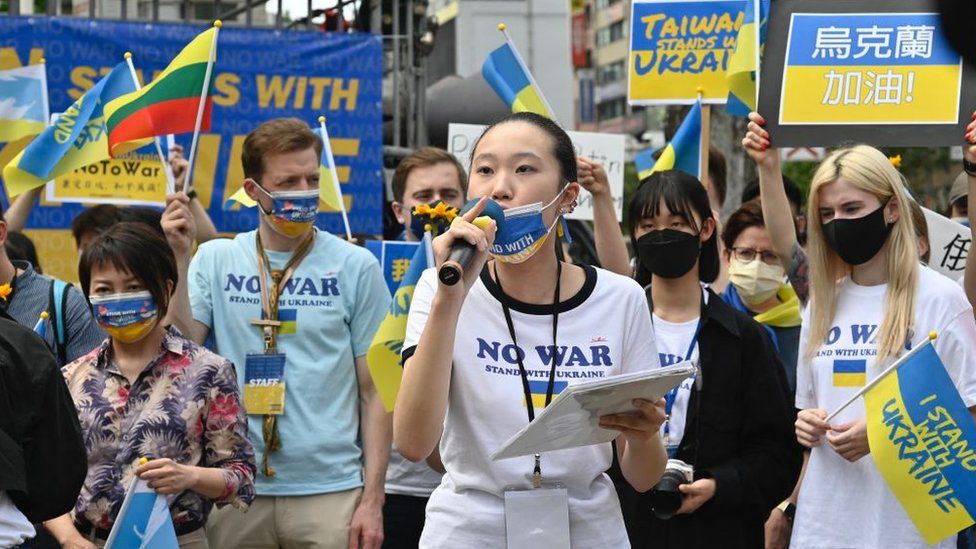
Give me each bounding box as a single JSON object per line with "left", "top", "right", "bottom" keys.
{"left": 747, "top": 117, "right": 976, "bottom": 549}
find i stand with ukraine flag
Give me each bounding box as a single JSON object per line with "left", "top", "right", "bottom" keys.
{"left": 826, "top": 333, "right": 976, "bottom": 544}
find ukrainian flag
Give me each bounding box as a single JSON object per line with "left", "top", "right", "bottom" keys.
{"left": 3, "top": 62, "right": 134, "bottom": 197}
{"left": 277, "top": 309, "right": 297, "bottom": 335}
{"left": 523, "top": 379, "right": 569, "bottom": 409}
{"left": 833, "top": 359, "right": 867, "bottom": 387}
{"left": 639, "top": 101, "right": 702, "bottom": 181}
{"left": 482, "top": 41, "right": 553, "bottom": 119}
{"left": 226, "top": 118, "right": 343, "bottom": 212}
{"left": 726, "top": 0, "right": 770, "bottom": 117}
{"left": 367, "top": 233, "right": 433, "bottom": 411}
{"left": 634, "top": 148, "right": 657, "bottom": 182}
{"left": 863, "top": 338, "right": 976, "bottom": 544}
{"left": 0, "top": 63, "right": 48, "bottom": 144}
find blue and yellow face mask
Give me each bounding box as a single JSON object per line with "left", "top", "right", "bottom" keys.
{"left": 90, "top": 291, "right": 159, "bottom": 343}
{"left": 488, "top": 186, "right": 569, "bottom": 264}
{"left": 255, "top": 185, "right": 320, "bottom": 238}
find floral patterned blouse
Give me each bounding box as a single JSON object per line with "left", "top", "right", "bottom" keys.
{"left": 62, "top": 326, "right": 255, "bottom": 533}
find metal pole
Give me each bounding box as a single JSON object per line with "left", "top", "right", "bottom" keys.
{"left": 152, "top": 0, "right": 158, "bottom": 21}
{"left": 121, "top": 0, "right": 128, "bottom": 20}
{"left": 88, "top": 0, "right": 94, "bottom": 18}
{"left": 417, "top": 57, "right": 428, "bottom": 146}
{"left": 245, "top": 0, "right": 253, "bottom": 26}
{"left": 392, "top": 0, "right": 401, "bottom": 148}
{"left": 405, "top": 0, "right": 414, "bottom": 149}
{"left": 183, "top": 0, "right": 189, "bottom": 22}
{"left": 276, "top": 0, "right": 282, "bottom": 29}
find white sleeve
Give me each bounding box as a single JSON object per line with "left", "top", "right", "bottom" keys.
{"left": 795, "top": 308, "right": 816, "bottom": 410}
{"left": 934, "top": 307, "right": 976, "bottom": 408}
{"left": 620, "top": 283, "right": 659, "bottom": 375}
{"left": 402, "top": 268, "right": 437, "bottom": 356}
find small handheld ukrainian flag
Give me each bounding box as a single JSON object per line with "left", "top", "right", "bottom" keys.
{"left": 33, "top": 311, "right": 49, "bottom": 337}
{"left": 725, "top": 0, "right": 770, "bottom": 117}
{"left": 635, "top": 101, "right": 702, "bottom": 181}
{"left": 852, "top": 334, "right": 976, "bottom": 544}
{"left": 104, "top": 459, "right": 178, "bottom": 549}
{"left": 3, "top": 62, "right": 135, "bottom": 197}
{"left": 482, "top": 24, "right": 555, "bottom": 119}
{"left": 367, "top": 233, "right": 433, "bottom": 411}
{"left": 0, "top": 62, "right": 48, "bottom": 144}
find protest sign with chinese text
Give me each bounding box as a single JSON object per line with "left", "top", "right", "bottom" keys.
{"left": 923, "top": 207, "right": 970, "bottom": 280}
{"left": 629, "top": 0, "right": 747, "bottom": 105}
{"left": 759, "top": 0, "right": 976, "bottom": 147}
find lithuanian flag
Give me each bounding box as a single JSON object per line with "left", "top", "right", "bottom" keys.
{"left": 103, "top": 26, "right": 218, "bottom": 157}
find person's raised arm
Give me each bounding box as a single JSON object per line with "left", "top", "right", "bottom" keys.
{"left": 161, "top": 192, "right": 209, "bottom": 344}
{"left": 394, "top": 198, "right": 495, "bottom": 462}
{"left": 743, "top": 113, "right": 798, "bottom": 272}
{"left": 963, "top": 113, "right": 976, "bottom": 310}
{"left": 4, "top": 187, "right": 42, "bottom": 232}
{"left": 578, "top": 157, "right": 631, "bottom": 276}
{"left": 170, "top": 145, "right": 219, "bottom": 244}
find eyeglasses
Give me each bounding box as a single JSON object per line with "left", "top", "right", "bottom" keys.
{"left": 731, "top": 247, "right": 780, "bottom": 265}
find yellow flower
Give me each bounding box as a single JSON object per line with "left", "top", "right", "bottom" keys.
{"left": 888, "top": 154, "right": 902, "bottom": 169}
{"left": 428, "top": 202, "right": 458, "bottom": 223}
{"left": 412, "top": 204, "right": 433, "bottom": 218}
{"left": 0, "top": 283, "right": 10, "bottom": 302}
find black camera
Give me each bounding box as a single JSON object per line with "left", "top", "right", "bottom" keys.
{"left": 649, "top": 459, "right": 695, "bottom": 520}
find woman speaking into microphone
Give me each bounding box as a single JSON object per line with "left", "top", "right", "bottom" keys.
{"left": 394, "top": 112, "right": 668, "bottom": 548}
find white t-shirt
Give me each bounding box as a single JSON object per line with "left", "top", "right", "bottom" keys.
{"left": 651, "top": 292, "right": 703, "bottom": 453}
{"left": 0, "top": 491, "right": 33, "bottom": 547}
{"left": 386, "top": 447, "right": 443, "bottom": 497}
{"left": 792, "top": 266, "right": 976, "bottom": 549}
{"left": 403, "top": 265, "right": 659, "bottom": 548}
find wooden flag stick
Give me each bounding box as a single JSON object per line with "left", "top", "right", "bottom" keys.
{"left": 124, "top": 52, "right": 176, "bottom": 195}
{"left": 697, "top": 88, "right": 710, "bottom": 185}
{"left": 185, "top": 20, "right": 221, "bottom": 195}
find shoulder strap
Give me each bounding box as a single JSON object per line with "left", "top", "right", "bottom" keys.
{"left": 48, "top": 278, "right": 70, "bottom": 365}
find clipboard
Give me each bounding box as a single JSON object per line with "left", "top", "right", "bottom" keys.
{"left": 491, "top": 362, "right": 696, "bottom": 461}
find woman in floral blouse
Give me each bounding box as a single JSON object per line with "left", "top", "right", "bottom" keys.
{"left": 44, "top": 222, "right": 255, "bottom": 549}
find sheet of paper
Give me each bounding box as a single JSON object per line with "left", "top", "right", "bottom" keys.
{"left": 491, "top": 363, "right": 696, "bottom": 461}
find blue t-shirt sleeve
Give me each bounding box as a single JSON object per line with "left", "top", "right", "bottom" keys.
{"left": 350, "top": 258, "right": 391, "bottom": 358}
{"left": 63, "top": 284, "right": 106, "bottom": 363}
{"left": 188, "top": 247, "right": 214, "bottom": 329}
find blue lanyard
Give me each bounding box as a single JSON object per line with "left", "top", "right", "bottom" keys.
{"left": 662, "top": 317, "right": 703, "bottom": 438}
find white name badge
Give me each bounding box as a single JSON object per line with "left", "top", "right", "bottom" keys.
{"left": 504, "top": 487, "right": 571, "bottom": 549}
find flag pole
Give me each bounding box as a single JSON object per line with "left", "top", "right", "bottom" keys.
{"left": 497, "top": 23, "right": 558, "bottom": 122}
{"left": 825, "top": 332, "right": 938, "bottom": 423}
{"left": 39, "top": 57, "right": 50, "bottom": 128}
{"left": 696, "top": 88, "right": 710, "bottom": 185}
{"left": 318, "top": 115, "right": 353, "bottom": 241}
{"left": 184, "top": 20, "right": 221, "bottom": 195}
{"left": 124, "top": 52, "right": 176, "bottom": 195}
{"left": 753, "top": 0, "right": 762, "bottom": 110}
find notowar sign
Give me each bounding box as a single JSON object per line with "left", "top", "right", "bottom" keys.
{"left": 0, "top": 17, "right": 382, "bottom": 282}
{"left": 629, "top": 0, "right": 747, "bottom": 105}
{"left": 759, "top": 0, "right": 976, "bottom": 147}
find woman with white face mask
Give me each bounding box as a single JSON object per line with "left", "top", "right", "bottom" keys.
{"left": 43, "top": 223, "right": 255, "bottom": 549}
{"left": 720, "top": 200, "right": 803, "bottom": 393}
{"left": 394, "top": 112, "right": 669, "bottom": 548}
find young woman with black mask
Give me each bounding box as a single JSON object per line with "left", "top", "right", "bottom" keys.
{"left": 744, "top": 116, "right": 976, "bottom": 548}
{"left": 612, "top": 169, "right": 802, "bottom": 548}
{"left": 394, "top": 112, "right": 669, "bottom": 548}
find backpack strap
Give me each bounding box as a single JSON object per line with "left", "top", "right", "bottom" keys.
{"left": 47, "top": 278, "right": 70, "bottom": 365}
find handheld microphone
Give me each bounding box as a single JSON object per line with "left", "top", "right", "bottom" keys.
{"left": 438, "top": 198, "right": 505, "bottom": 286}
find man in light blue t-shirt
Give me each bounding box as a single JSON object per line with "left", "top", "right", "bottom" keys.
{"left": 164, "top": 118, "right": 391, "bottom": 549}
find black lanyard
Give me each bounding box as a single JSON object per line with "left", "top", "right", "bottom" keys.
{"left": 495, "top": 261, "right": 562, "bottom": 422}
{"left": 495, "top": 261, "right": 562, "bottom": 486}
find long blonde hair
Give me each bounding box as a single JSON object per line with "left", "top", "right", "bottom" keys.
{"left": 805, "top": 145, "right": 919, "bottom": 363}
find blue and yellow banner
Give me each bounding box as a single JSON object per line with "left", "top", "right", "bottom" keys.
{"left": 367, "top": 234, "right": 432, "bottom": 411}
{"left": 864, "top": 340, "right": 976, "bottom": 544}
{"left": 780, "top": 13, "right": 961, "bottom": 125}
{"left": 365, "top": 239, "right": 421, "bottom": 296}
{"left": 0, "top": 17, "right": 382, "bottom": 283}
{"left": 629, "top": 0, "right": 746, "bottom": 105}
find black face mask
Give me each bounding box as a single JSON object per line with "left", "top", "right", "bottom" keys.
{"left": 637, "top": 229, "right": 701, "bottom": 279}
{"left": 822, "top": 203, "right": 893, "bottom": 265}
